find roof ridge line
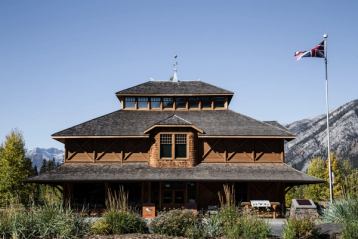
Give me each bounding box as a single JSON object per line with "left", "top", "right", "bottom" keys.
{"left": 227, "top": 109, "right": 295, "bottom": 137}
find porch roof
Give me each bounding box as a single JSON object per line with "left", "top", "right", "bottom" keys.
{"left": 28, "top": 163, "right": 324, "bottom": 185}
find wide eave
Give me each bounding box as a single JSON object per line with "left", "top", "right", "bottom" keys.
{"left": 28, "top": 163, "right": 323, "bottom": 184}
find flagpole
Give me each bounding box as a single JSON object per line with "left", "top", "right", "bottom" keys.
{"left": 324, "top": 34, "right": 333, "bottom": 203}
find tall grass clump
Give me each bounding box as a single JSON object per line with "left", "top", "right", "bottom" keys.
{"left": 106, "top": 187, "right": 129, "bottom": 211}
{"left": 91, "top": 186, "right": 147, "bottom": 235}
{"left": 323, "top": 197, "right": 358, "bottom": 239}
{"left": 0, "top": 204, "right": 89, "bottom": 239}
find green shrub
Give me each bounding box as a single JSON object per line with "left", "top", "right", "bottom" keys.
{"left": 90, "top": 219, "right": 110, "bottom": 235}
{"left": 324, "top": 198, "right": 358, "bottom": 239}
{"left": 342, "top": 221, "right": 358, "bottom": 239}
{"left": 282, "top": 218, "right": 318, "bottom": 239}
{"left": 224, "top": 215, "right": 270, "bottom": 239}
{"left": 104, "top": 209, "right": 146, "bottom": 234}
{"left": 202, "top": 213, "right": 222, "bottom": 238}
{"left": 323, "top": 198, "right": 358, "bottom": 224}
{"left": 0, "top": 209, "right": 15, "bottom": 238}
{"left": 217, "top": 206, "right": 240, "bottom": 233}
{"left": 32, "top": 204, "right": 89, "bottom": 238}
{"left": 150, "top": 209, "right": 200, "bottom": 237}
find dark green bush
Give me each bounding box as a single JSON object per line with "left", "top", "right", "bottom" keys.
{"left": 282, "top": 218, "right": 318, "bottom": 239}
{"left": 150, "top": 209, "right": 201, "bottom": 237}
{"left": 103, "top": 209, "right": 146, "bottom": 234}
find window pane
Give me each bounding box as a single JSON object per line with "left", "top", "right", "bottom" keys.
{"left": 175, "top": 145, "right": 186, "bottom": 158}
{"left": 163, "top": 97, "right": 173, "bottom": 109}
{"left": 163, "top": 190, "right": 172, "bottom": 203}
{"left": 174, "top": 190, "right": 185, "bottom": 203}
{"left": 214, "top": 97, "right": 225, "bottom": 108}
{"left": 150, "top": 97, "right": 161, "bottom": 108}
{"left": 201, "top": 97, "right": 212, "bottom": 108}
{"left": 176, "top": 97, "right": 186, "bottom": 109}
{"left": 138, "top": 97, "right": 148, "bottom": 109}
{"left": 175, "top": 134, "right": 187, "bottom": 158}
{"left": 124, "top": 97, "right": 136, "bottom": 108}
{"left": 189, "top": 97, "right": 199, "bottom": 109}
{"left": 160, "top": 134, "right": 172, "bottom": 158}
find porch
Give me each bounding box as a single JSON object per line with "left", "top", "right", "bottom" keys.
{"left": 64, "top": 181, "right": 286, "bottom": 215}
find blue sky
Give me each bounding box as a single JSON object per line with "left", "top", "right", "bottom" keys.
{"left": 0, "top": 0, "right": 357, "bottom": 149}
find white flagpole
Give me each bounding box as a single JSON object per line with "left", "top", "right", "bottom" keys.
{"left": 323, "top": 34, "right": 333, "bottom": 203}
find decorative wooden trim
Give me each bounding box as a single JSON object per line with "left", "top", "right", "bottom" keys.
{"left": 144, "top": 125, "right": 204, "bottom": 134}
{"left": 202, "top": 139, "right": 221, "bottom": 160}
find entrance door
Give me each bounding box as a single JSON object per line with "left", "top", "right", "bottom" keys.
{"left": 161, "top": 182, "right": 186, "bottom": 209}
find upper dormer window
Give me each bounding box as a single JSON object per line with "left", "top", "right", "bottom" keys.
{"left": 176, "top": 97, "right": 186, "bottom": 109}
{"left": 189, "top": 97, "right": 199, "bottom": 109}
{"left": 125, "top": 97, "right": 136, "bottom": 108}
{"left": 151, "top": 97, "right": 161, "bottom": 109}
{"left": 138, "top": 97, "right": 148, "bottom": 109}
{"left": 214, "top": 97, "right": 225, "bottom": 108}
{"left": 163, "top": 97, "right": 174, "bottom": 109}
{"left": 201, "top": 97, "right": 212, "bottom": 108}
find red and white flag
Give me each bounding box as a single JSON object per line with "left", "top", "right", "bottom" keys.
{"left": 295, "top": 41, "right": 325, "bottom": 60}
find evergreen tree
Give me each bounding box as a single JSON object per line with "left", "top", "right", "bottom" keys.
{"left": 0, "top": 130, "right": 33, "bottom": 206}
{"left": 39, "top": 158, "right": 48, "bottom": 174}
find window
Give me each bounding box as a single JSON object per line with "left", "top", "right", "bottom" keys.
{"left": 175, "top": 134, "right": 187, "bottom": 158}
{"left": 138, "top": 97, "right": 148, "bottom": 109}
{"left": 163, "top": 97, "right": 173, "bottom": 109}
{"left": 160, "top": 134, "right": 172, "bottom": 158}
{"left": 189, "top": 97, "right": 199, "bottom": 109}
{"left": 150, "top": 97, "right": 161, "bottom": 109}
{"left": 201, "top": 97, "right": 212, "bottom": 108}
{"left": 214, "top": 97, "right": 225, "bottom": 108}
{"left": 124, "top": 97, "right": 136, "bottom": 108}
{"left": 176, "top": 97, "right": 186, "bottom": 109}
{"left": 160, "top": 134, "right": 187, "bottom": 159}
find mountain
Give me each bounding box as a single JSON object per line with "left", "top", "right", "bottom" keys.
{"left": 285, "top": 99, "right": 358, "bottom": 171}
{"left": 26, "top": 147, "right": 64, "bottom": 170}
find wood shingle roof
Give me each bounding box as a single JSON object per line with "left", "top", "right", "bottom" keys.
{"left": 116, "top": 81, "right": 234, "bottom": 96}
{"left": 52, "top": 110, "right": 295, "bottom": 139}
{"left": 28, "top": 163, "right": 323, "bottom": 184}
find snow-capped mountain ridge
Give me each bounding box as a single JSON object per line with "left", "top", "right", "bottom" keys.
{"left": 286, "top": 99, "right": 358, "bottom": 171}
{"left": 26, "top": 147, "right": 64, "bottom": 169}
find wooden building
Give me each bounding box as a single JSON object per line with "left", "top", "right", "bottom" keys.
{"left": 29, "top": 80, "right": 323, "bottom": 212}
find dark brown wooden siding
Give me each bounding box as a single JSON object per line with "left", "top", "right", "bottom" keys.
{"left": 64, "top": 137, "right": 284, "bottom": 165}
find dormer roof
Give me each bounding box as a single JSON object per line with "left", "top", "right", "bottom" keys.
{"left": 116, "top": 80, "right": 234, "bottom": 96}
{"left": 143, "top": 114, "right": 204, "bottom": 134}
